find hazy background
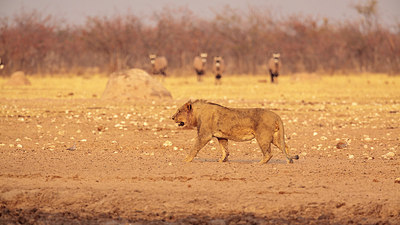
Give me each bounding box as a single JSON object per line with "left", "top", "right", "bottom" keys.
{"left": 1, "top": 0, "right": 399, "bottom": 27}
{"left": 0, "top": 0, "right": 399, "bottom": 75}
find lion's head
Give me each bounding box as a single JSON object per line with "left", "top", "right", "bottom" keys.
{"left": 172, "top": 100, "right": 197, "bottom": 128}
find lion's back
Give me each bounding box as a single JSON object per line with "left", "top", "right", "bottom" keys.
{"left": 198, "top": 104, "right": 277, "bottom": 131}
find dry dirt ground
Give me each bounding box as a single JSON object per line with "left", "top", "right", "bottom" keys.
{"left": 0, "top": 74, "right": 399, "bottom": 224}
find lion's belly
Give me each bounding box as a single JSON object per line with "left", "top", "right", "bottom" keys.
{"left": 213, "top": 128, "right": 255, "bottom": 142}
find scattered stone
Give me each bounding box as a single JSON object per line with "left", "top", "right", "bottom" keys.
{"left": 381, "top": 152, "right": 395, "bottom": 159}
{"left": 336, "top": 142, "right": 347, "bottom": 149}
{"left": 97, "top": 125, "right": 105, "bottom": 132}
{"left": 348, "top": 154, "right": 354, "bottom": 159}
{"left": 395, "top": 178, "right": 400, "bottom": 184}
{"left": 163, "top": 140, "right": 172, "bottom": 147}
{"left": 66, "top": 143, "right": 77, "bottom": 151}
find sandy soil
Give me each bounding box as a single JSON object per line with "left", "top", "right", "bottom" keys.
{"left": 0, "top": 75, "right": 399, "bottom": 224}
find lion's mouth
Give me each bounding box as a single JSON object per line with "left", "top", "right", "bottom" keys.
{"left": 178, "top": 122, "right": 185, "bottom": 126}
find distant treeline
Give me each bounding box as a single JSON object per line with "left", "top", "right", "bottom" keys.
{"left": 1, "top": 3, "right": 399, "bottom": 76}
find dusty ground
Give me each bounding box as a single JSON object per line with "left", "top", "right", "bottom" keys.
{"left": 0, "top": 74, "right": 399, "bottom": 224}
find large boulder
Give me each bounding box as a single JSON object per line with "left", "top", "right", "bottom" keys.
{"left": 6, "top": 71, "right": 31, "bottom": 86}
{"left": 102, "top": 69, "right": 172, "bottom": 100}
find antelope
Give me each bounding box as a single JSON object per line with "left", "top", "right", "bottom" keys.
{"left": 213, "top": 56, "right": 225, "bottom": 85}
{"left": 149, "top": 54, "right": 168, "bottom": 76}
{"left": 193, "top": 53, "right": 208, "bottom": 82}
{"left": 268, "top": 53, "right": 281, "bottom": 83}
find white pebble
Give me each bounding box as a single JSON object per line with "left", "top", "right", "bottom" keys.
{"left": 163, "top": 140, "right": 172, "bottom": 147}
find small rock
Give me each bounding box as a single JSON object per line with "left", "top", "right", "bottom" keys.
{"left": 66, "top": 143, "right": 76, "bottom": 151}
{"left": 163, "top": 140, "right": 172, "bottom": 147}
{"left": 348, "top": 155, "right": 354, "bottom": 159}
{"left": 386, "top": 152, "right": 395, "bottom": 157}
{"left": 97, "top": 126, "right": 105, "bottom": 132}
{"left": 382, "top": 152, "right": 395, "bottom": 159}
{"left": 395, "top": 178, "right": 400, "bottom": 184}
{"left": 336, "top": 142, "right": 347, "bottom": 149}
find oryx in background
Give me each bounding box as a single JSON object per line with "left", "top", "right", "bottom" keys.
{"left": 193, "top": 53, "right": 208, "bottom": 82}
{"left": 268, "top": 53, "right": 281, "bottom": 83}
{"left": 149, "top": 54, "right": 168, "bottom": 77}
{"left": 213, "top": 56, "right": 225, "bottom": 85}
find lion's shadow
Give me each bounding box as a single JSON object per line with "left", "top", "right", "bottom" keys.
{"left": 194, "top": 158, "right": 287, "bottom": 164}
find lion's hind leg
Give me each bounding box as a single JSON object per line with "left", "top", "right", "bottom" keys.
{"left": 272, "top": 132, "right": 298, "bottom": 164}
{"left": 255, "top": 135, "right": 273, "bottom": 164}
{"left": 217, "top": 138, "right": 229, "bottom": 162}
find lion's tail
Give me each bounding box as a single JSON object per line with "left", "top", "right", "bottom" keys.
{"left": 278, "top": 117, "right": 299, "bottom": 162}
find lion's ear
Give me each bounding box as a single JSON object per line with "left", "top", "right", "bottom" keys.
{"left": 186, "top": 102, "right": 192, "bottom": 111}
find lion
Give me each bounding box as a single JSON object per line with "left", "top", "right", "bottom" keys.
{"left": 172, "top": 100, "right": 299, "bottom": 164}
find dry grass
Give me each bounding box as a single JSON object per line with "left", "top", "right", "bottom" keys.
{"left": 0, "top": 73, "right": 399, "bottom": 224}
{"left": 0, "top": 73, "right": 398, "bottom": 103}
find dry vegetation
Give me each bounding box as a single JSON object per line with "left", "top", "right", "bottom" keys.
{"left": 0, "top": 74, "right": 399, "bottom": 224}
{"left": 1, "top": 1, "right": 399, "bottom": 75}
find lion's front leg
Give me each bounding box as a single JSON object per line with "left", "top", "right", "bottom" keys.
{"left": 185, "top": 135, "right": 211, "bottom": 162}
